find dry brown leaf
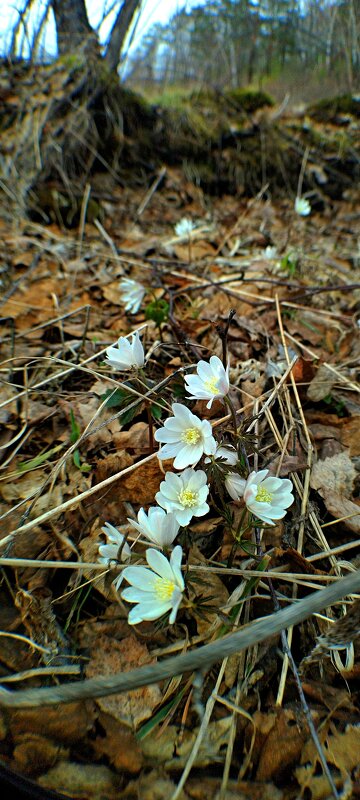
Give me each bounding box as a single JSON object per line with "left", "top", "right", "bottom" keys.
{"left": 339, "top": 416, "right": 360, "bottom": 456}
{"left": 92, "top": 711, "right": 143, "bottom": 773}
{"left": 113, "top": 420, "right": 152, "bottom": 454}
{"left": 307, "top": 412, "right": 360, "bottom": 457}
{"left": 0, "top": 277, "right": 59, "bottom": 327}
{"left": 255, "top": 708, "right": 308, "bottom": 781}
{"left": 0, "top": 470, "right": 48, "bottom": 502}
{"left": 224, "top": 781, "right": 283, "bottom": 800}
{"left": 0, "top": 469, "right": 63, "bottom": 523}
{"left": 86, "top": 634, "right": 162, "bottom": 729}
{"left": 268, "top": 451, "right": 308, "bottom": 476}
{"left": 188, "top": 545, "right": 229, "bottom": 636}
{"left": 306, "top": 363, "right": 337, "bottom": 401}
{"left": 102, "top": 281, "right": 125, "bottom": 305}
{"left": 310, "top": 450, "right": 356, "bottom": 498}
{"left": 13, "top": 734, "right": 69, "bottom": 777}
{"left": 105, "top": 457, "right": 164, "bottom": 505}
{"left": 126, "top": 770, "right": 189, "bottom": 800}
{"left": 320, "top": 492, "right": 360, "bottom": 533}
{"left": 296, "top": 725, "right": 360, "bottom": 799}
{"left": 58, "top": 396, "right": 124, "bottom": 452}
{"left": 94, "top": 450, "right": 133, "bottom": 484}
{"left": 38, "top": 762, "right": 122, "bottom": 800}
{"left": 141, "top": 716, "right": 233, "bottom": 768}
{"left": 8, "top": 702, "right": 95, "bottom": 744}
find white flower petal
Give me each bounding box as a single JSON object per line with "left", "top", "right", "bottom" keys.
{"left": 105, "top": 331, "right": 145, "bottom": 371}
{"left": 128, "top": 602, "right": 171, "bottom": 624}
{"left": 169, "top": 587, "right": 183, "bottom": 623}
{"left": 121, "top": 587, "right": 154, "bottom": 603}
{"left": 158, "top": 442, "right": 183, "bottom": 460}
{"left": 121, "top": 566, "right": 158, "bottom": 590}
{"left": 170, "top": 546, "right": 185, "bottom": 588}
{"left": 175, "top": 508, "right": 193, "bottom": 526}
{"left": 122, "top": 546, "right": 184, "bottom": 624}
{"left": 262, "top": 477, "right": 283, "bottom": 491}
{"left": 173, "top": 443, "right": 203, "bottom": 469}
{"left": 146, "top": 548, "right": 175, "bottom": 581}
{"left": 295, "top": 197, "right": 311, "bottom": 216}
{"left": 185, "top": 356, "right": 229, "bottom": 405}
{"left": 241, "top": 470, "right": 294, "bottom": 524}
{"left": 119, "top": 278, "right": 145, "bottom": 314}
{"left": 154, "top": 405, "right": 215, "bottom": 469}
{"left": 98, "top": 544, "right": 119, "bottom": 562}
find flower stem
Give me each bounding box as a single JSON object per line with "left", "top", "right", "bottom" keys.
{"left": 188, "top": 234, "right": 192, "bottom": 264}
{"left": 215, "top": 308, "right": 236, "bottom": 368}
{"left": 224, "top": 394, "right": 238, "bottom": 440}
{"left": 146, "top": 402, "right": 154, "bottom": 453}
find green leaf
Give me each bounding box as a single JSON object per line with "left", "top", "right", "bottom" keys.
{"left": 280, "top": 253, "right": 297, "bottom": 277}
{"left": 136, "top": 686, "right": 186, "bottom": 741}
{"left": 18, "top": 444, "right": 64, "bottom": 472}
{"left": 151, "top": 403, "right": 163, "bottom": 421}
{"left": 69, "top": 409, "right": 81, "bottom": 444}
{"left": 120, "top": 403, "right": 141, "bottom": 425}
{"left": 101, "top": 387, "right": 132, "bottom": 409}
{"left": 73, "top": 448, "right": 92, "bottom": 473}
{"left": 145, "top": 298, "right": 169, "bottom": 325}
{"left": 73, "top": 449, "right": 81, "bottom": 469}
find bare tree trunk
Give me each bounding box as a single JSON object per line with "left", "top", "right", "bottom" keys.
{"left": 104, "top": 0, "right": 142, "bottom": 72}
{"left": 51, "top": 0, "right": 98, "bottom": 56}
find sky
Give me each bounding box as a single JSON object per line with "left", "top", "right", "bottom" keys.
{"left": 0, "top": 0, "right": 205, "bottom": 60}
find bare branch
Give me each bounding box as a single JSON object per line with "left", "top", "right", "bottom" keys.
{"left": 104, "top": 0, "right": 142, "bottom": 72}
{"left": 1, "top": 568, "right": 359, "bottom": 708}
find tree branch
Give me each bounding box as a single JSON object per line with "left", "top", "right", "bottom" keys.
{"left": 1, "top": 569, "right": 359, "bottom": 708}
{"left": 104, "top": 0, "right": 142, "bottom": 72}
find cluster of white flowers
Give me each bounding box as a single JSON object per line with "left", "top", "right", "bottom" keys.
{"left": 99, "top": 336, "right": 295, "bottom": 625}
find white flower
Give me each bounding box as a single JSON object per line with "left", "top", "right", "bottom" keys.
{"left": 98, "top": 522, "right": 131, "bottom": 590}
{"left": 294, "top": 197, "right": 311, "bottom": 216}
{"left": 154, "top": 403, "right": 216, "bottom": 469}
{"left": 205, "top": 444, "right": 238, "bottom": 465}
{"left": 156, "top": 468, "right": 209, "bottom": 526}
{"left": 119, "top": 278, "right": 146, "bottom": 314}
{"left": 226, "top": 469, "right": 294, "bottom": 525}
{"left": 105, "top": 330, "right": 145, "bottom": 371}
{"left": 121, "top": 545, "right": 184, "bottom": 625}
{"left": 128, "top": 506, "right": 180, "bottom": 549}
{"left": 174, "top": 218, "right": 196, "bottom": 237}
{"left": 264, "top": 246, "right": 278, "bottom": 259}
{"left": 184, "top": 356, "right": 230, "bottom": 409}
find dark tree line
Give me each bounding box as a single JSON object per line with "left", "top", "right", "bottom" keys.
{"left": 126, "top": 0, "right": 360, "bottom": 91}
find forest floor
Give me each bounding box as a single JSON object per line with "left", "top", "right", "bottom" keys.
{"left": 0, "top": 75, "right": 360, "bottom": 800}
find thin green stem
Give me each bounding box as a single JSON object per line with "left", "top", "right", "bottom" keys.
{"left": 224, "top": 394, "right": 238, "bottom": 441}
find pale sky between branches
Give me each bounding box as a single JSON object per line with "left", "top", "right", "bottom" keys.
{"left": 0, "top": 0, "right": 206, "bottom": 60}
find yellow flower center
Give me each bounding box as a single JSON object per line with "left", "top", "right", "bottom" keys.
{"left": 178, "top": 489, "right": 199, "bottom": 507}
{"left": 204, "top": 376, "right": 219, "bottom": 394}
{"left": 181, "top": 427, "right": 201, "bottom": 445}
{"left": 154, "top": 577, "right": 175, "bottom": 601}
{"left": 255, "top": 486, "right": 273, "bottom": 504}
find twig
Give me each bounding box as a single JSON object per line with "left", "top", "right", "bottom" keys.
{"left": 77, "top": 181, "right": 91, "bottom": 258}
{"left": 135, "top": 166, "right": 167, "bottom": 217}
{"left": 1, "top": 568, "right": 359, "bottom": 708}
